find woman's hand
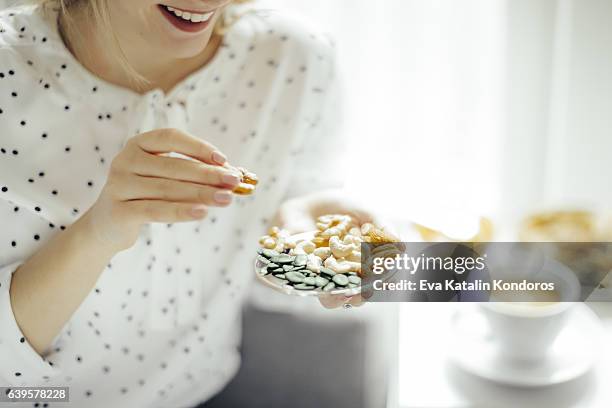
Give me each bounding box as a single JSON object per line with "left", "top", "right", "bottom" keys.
{"left": 84, "top": 128, "right": 242, "bottom": 252}
{"left": 274, "top": 190, "right": 380, "bottom": 309}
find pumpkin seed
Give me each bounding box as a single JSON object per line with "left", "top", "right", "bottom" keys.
{"left": 271, "top": 255, "right": 295, "bottom": 265}
{"left": 320, "top": 267, "right": 336, "bottom": 278}
{"left": 258, "top": 246, "right": 363, "bottom": 295}
{"left": 304, "top": 277, "right": 316, "bottom": 286}
{"left": 293, "top": 254, "right": 308, "bottom": 266}
{"left": 323, "top": 282, "right": 336, "bottom": 292}
{"left": 348, "top": 276, "right": 362, "bottom": 285}
{"left": 294, "top": 283, "right": 315, "bottom": 290}
{"left": 285, "top": 271, "right": 306, "bottom": 283}
{"left": 332, "top": 274, "right": 349, "bottom": 286}
{"left": 260, "top": 249, "right": 280, "bottom": 259}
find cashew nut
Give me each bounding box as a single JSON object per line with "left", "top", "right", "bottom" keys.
{"left": 345, "top": 250, "right": 361, "bottom": 263}
{"left": 273, "top": 237, "right": 286, "bottom": 253}
{"left": 324, "top": 255, "right": 361, "bottom": 274}
{"left": 343, "top": 234, "right": 363, "bottom": 246}
{"left": 291, "top": 240, "right": 316, "bottom": 255}
{"left": 312, "top": 236, "right": 329, "bottom": 248}
{"left": 259, "top": 236, "right": 276, "bottom": 249}
{"left": 258, "top": 225, "right": 297, "bottom": 252}
{"left": 367, "top": 227, "right": 401, "bottom": 243}
{"left": 306, "top": 254, "right": 322, "bottom": 273}
{"left": 313, "top": 246, "right": 332, "bottom": 260}
{"left": 361, "top": 223, "right": 375, "bottom": 236}
{"left": 317, "top": 215, "right": 354, "bottom": 238}
{"left": 316, "top": 214, "right": 338, "bottom": 225}
{"left": 319, "top": 226, "right": 346, "bottom": 238}
{"left": 316, "top": 221, "right": 330, "bottom": 231}
{"left": 260, "top": 215, "right": 395, "bottom": 273}
{"left": 329, "top": 236, "right": 358, "bottom": 258}
{"left": 232, "top": 167, "right": 258, "bottom": 195}
{"left": 349, "top": 227, "right": 362, "bottom": 237}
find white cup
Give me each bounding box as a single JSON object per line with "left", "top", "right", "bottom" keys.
{"left": 480, "top": 253, "right": 581, "bottom": 362}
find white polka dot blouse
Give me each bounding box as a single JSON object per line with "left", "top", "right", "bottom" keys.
{"left": 0, "top": 4, "right": 340, "bottom": 407}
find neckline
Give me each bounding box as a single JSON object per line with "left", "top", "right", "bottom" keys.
{"left": 39, "top": 5, "right": 242, "bottom": 102}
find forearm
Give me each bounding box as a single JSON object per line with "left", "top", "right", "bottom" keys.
{"left": 9, "top": 212, "right": 119, "bottom": 356}
{"left": 6, "top": 129, "right": 234, "bottom": 357}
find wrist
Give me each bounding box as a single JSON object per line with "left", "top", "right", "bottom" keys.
{"left": 72, "top": 210, "right": 133, "bottom": 256}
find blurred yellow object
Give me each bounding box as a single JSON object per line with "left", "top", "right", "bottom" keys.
{"left": 600, "top": 213, "right": 612, "bottom": 241}
{"left": 519, "top": 210, "right": 597, "bottom": 242}
{"left": 415, "top": 217, "right": 494, "bottom": 242}
{"left": 519, "top": 211, "right": 612, "bottom": 289}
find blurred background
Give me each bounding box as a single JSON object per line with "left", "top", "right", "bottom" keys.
{"left": 256, "top": 0, "right": 611, "bottom": 233}
{"left": 2, "top": 0, "right": 611, "bottom": 407}
{"left": 228, "top": 1, "right": 612, "bottom": 407}
{"left": 227, "top": 1, "right": 612, "bottom": 407}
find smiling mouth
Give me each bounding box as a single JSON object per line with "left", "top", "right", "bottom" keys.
{"left": 158, "top": 4, "right": 216, "bottom": 33}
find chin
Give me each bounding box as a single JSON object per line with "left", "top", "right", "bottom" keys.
{"left": 161, "top": 35, "right": 214, "bottom": 59}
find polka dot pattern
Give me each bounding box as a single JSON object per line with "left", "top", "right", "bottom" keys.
{"left": 0, "top": 4, "right": 340, "bottom": 408}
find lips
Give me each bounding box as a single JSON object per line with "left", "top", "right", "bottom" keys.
{"left": 158, "top": 4, "right": 216, "bottom": 33}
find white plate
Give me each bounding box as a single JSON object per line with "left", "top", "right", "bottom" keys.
{"left": 448, "top": 303, "right": 603, "bottom": 387}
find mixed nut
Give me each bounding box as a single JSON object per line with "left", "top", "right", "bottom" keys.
{"left": 231, "top": 167, "right": 259, "bottom": 196}
{"left": 257, "top": 214, "right": 401, "bottom": 292}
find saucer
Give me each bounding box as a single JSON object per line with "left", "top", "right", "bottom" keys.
{"left": 448, "top": 304, "right": 603, "bottom": 387}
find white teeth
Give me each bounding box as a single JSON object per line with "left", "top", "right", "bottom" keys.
{"left": 164, "top": 5, "right": 214, "bottom": 23}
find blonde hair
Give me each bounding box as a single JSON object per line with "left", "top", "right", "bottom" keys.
{"left": 31, "top": 0, "right": 252, "bottom": 86}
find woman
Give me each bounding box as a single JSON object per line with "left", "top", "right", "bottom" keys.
{"left": 0, "top": 0, "right": 367, "bottom": 406}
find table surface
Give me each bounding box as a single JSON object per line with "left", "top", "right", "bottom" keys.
{"left": 388, "top": 302, "right": 612, "bottom": 408}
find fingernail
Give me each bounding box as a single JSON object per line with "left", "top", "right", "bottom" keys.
{"left": 190, "top": 205, "right": 207, "bottom": 218}
{"left": 214, "top": 190, "right": 233, "bottom": 204}
{"left": 222, "top": 173, "right": 241, "bottom": 186}
{"left": 212, "top": 151, "right": 227, "bottom": 165}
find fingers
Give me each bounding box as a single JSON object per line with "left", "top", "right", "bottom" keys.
{"left": 133, "top": 152, "right": 241, "bottom": 188}
{"left": 125, "top": 200, "right": 209, "bottom": 223}
{"left": 347, "top": 295, "right": 365, "bottom": 307}
{"left": 319, "top": 294, "right": 365, "bottom": 309}
{"left": 119, "top": 176, "right": 234, "bottom": 207}
{"left": 319, "top": 295, "right": 344, "bottom": 309}
{"left": 131, "top": 128, "right": 226, "bottom": 165}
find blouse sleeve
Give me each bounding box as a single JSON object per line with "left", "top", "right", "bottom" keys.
{"left": 0, "top": 48, "right": 61, "bottom": 385}
{"left": 282, "top": 31, "right": 347, "bottom": 199}
{"left": 0, "top": 198, "right": 61, "bottom": 386}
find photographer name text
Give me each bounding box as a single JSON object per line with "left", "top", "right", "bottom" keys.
{"left": 373, "top": 279, "right": 556, "bottom": 291}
